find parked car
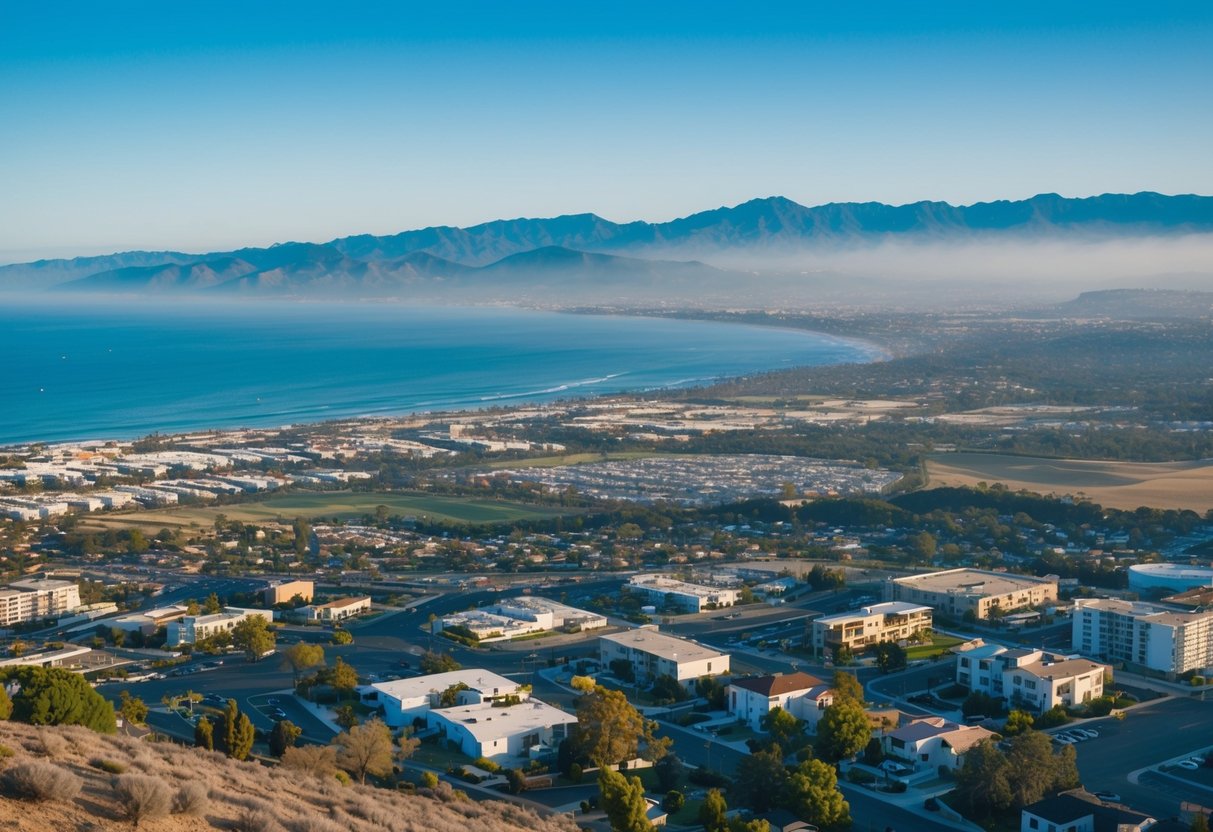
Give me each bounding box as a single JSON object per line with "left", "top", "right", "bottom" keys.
{"left": 879, "top": 760, "right": 911, "bottom": 776}
{"left": 1092, "top": 792, "right": 1122, "bottom": 802}
{"left": 1053, "top": 734, "right": 1076, "bottom": 744}
{"left": 1071, "top": 728, "right": 1098, "bottom": 739}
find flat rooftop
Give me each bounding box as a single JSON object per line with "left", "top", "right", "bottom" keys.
{"left": 600, "top": 628, "right": 726, "bottom": 663}
{"left": 430, "top": 700, "right": 576, "bottom": 742}
{"left": 892, "top": 568, "right": 1055, "bottom": 596}
{"left": 815, "top": 601, "right": 932, "bottom": 625}
{"left": 1075, "top": 597, "right": 1213, "bottom": 625}
{"left": 371, "top": 669, "right": 521, "bottom": 702}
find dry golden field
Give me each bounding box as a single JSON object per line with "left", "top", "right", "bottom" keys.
{"left": 926, "top": 452, "right": 1213, "bottom": 512}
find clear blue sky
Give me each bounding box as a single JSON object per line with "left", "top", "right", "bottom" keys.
{"left": 2, "top": 2, "right": 1211, "bottom": 261}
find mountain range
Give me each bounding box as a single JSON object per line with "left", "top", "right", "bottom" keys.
{"left": 3, "top": 191, "right": 1211, "bottom": 298}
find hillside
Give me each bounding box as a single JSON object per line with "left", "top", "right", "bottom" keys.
{"left": 0, "top": 721, "right": 577, "bottom": 832}
{"left": 4, "top": 191, "right": 1210, "bottom": 296}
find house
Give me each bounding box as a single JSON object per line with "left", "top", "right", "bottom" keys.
{"left": 755, "top": 809, "right": 820, "bottom": 832}
{"left": 303, "top": 595, "right": 371, "bottom": 622}
{"left": 1021, "top": 792, "right": 1156, "bottom": 832}
{"left": 425, "top": 700, "right": 577, "bottom": 761}
{"left": 955, "top": 642, "right": 1108, "bottom": 713}
{"left": 599, "top": 627, "right": 729, "bottom": 688}
{"left": 728, "top": 672, "right": 833, "bottom": 733}
{"left": 883, "top": 717, "right": 997, "bottom": 772}
{"left": 368, "top": 669, "right": 528, "bottom": 727}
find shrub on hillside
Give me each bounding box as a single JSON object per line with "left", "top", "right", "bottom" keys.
{"left": 113, "top": 773, "right": 174, "bottom": 827}
{"left": 288, "top": 816, "right": 346, "bottom": 832}
{"left": 173, "top": 781, "right": 210, "bottom": 816}
{"left": 1, "top": 760, "right": 83, "bottom": 802}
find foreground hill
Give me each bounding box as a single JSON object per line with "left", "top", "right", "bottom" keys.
{"left": 3, "top": 191, "right": 1210, "bottom": 297}
{"left": 0, "top": 721, "right": 577, "bottom": 832}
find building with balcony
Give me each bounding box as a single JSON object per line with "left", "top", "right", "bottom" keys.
{"left": 955, "top": 642, "right": 1108, "bottom": 713}
{"left": 1072, "top": 597, "right": 1213, "bottom": 676}
{"left": 885, "top": 568, "right": 1057, "bottom": 620}
{"left": 809, "top": 601, "right": 932, "bottom": 658}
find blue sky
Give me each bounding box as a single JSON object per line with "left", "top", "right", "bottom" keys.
{"left": 2, "top": 2, "right": 1211, "bottom": 261}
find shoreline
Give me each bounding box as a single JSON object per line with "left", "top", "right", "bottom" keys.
{"left": 2, "top": 305, "right": 892, "bottom": 449}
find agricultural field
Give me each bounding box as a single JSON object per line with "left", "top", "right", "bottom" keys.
{"left": 926, "top": 452, "right": 1213, "bottom": 512}
{"left": 81, "top": 490, "right": 576, "bottom": 532}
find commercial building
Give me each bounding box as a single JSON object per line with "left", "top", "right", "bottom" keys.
{"left": 0, "top": 578, "right": 82, "bottom": 627}
{"left": 626, "top": 574, "right": 741, "bottom": 613}
{"left": 437, "top": 597, "right": 606, "bottom": 642}
{"left": 303, "top": 596, "right": 371, "bottom": 622}
{"left": 166, "top": 607, "right": 273, "bottom": 647}
{"left": 108, "top": 605, "right": 190, "bottom": 636}
{"left": 1127, "top": 563, "right": 1213, "bottom": 594}
{"left": 0, "top": 645, "right": 92, "bottom": 670}
{"left": 728, "top": 672, "right": 834, "bottom": 733}
{"left": 955, "top": 643, "right": 1108, "bottom": 713}
{"left": 425, "top": 700, "right": 577, "bottom": 761}
{"left": 885, "top": 569, "right": 1058, "bottom": 620}
{"left": 368, "top": 669, "right": 528, "bottom": 728}
{"left": 883, "top": 717, "right": 998, "bottom": 772}
{"left": 263, "top": 579, "right": 315, "bottom": 606}
{"left": 599, "top": 627, "right": 729, "bottom": 688}
{"left": 809, "top": 601, "right": 932, "bottom": 657}
{"left": 1072, "top": 598, "right": 1213, "bottom": 675}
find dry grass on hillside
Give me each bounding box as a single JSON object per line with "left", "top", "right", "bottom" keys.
{"left": 0, "top": 722, "right": 578, "bottom": 832}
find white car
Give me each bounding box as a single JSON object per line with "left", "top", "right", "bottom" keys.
{"left": 1070, "top": 728, "right": 1097, "bottom": 739}
{"left": 1178, "top": 760, "right": 1201, "bottom": 770}
{"left": 1053, "top": 734, "right": 1076, "bottom": 744}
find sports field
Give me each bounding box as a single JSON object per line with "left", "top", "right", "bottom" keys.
{"left": 926, "top": 453, "right": 1213, "bottom": 512}
{"left": 81, "top": 490, "right": 575, "bottom": 532}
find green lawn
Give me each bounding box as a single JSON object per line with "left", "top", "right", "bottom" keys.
{"left": 83, "top": 490, "right": 576, "bottom": 531}
{"left": 905, "top": 634, "right": 965, "bottom": 662}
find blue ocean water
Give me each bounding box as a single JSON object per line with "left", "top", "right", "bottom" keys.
{"left": 0, "top": 301, "right": 881, "bottom": 445}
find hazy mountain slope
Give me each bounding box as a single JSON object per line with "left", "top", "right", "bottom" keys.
{"left": 7, "top": 192, "right": 1211, "bottom": 294}
{"left": 1053, "top": 288, "right": 1213, "bottom": 319}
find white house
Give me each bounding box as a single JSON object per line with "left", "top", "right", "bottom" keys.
{"left": 599, "top": 627, "right": 729, "bottom": 688}
{"left": 369, "top": 669, "right": 528, "bottom": 728}
{"left": 728, "top": 672, "right": 834, "bottom": 733}
{"left": 955, "top": 642, "right": 1108, "bottom": 714}
{"left": 426, "top": 700, "right": 577, "bottom": 761}
{"left": 883, "top": 717, "right": 997, "bottom": 772}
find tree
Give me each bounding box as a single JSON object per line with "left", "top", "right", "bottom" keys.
{"left": 760, "top": 707, "right": 807, "bottom": 752}
{"left": 282, "top": 642, "right": 325, "bottom": 684}
{"left": 269, "top": 719, "right": 302, "bottom": 757}
{"left": 335, "top": 704, "right": 359, "bottom": 730}
{"left": 1193, "top": 812, "right": 1211, "bottom": 832}
{"left": 0, "top": 686, "right": 11, "bottom": 720}
{"left": 1003, "top": 709, "right": 1034, "bottom": 736}
{"left": 217, "top": 699, "right": 254, "bottom": 760}
{"left": 232, "top": 615, "right": 275, "bottom": 662}
{"left": 649, "top": 674, "right": 686, "bottom": 704}
{"left": 334, "top": 718, "right": 394, "bottom": 784}
{"left": 815, "top": 700, "right": 870, "bottom": 762}
{"left": 281, "top": 744, "right": 337, "bottom": 778}
{"left": 698, "top": 788, "right": 728, "bottom": 832}
{"left": 597, "top": 766, "right": 653, "bottom": 832}
{"left": 663, "top": 790, "right": 685, "bottom": 813}
{"left": 397, "top": 731, "right": 420, "bottom": 763}
{"left": 962, "top": 691, "right": 1002, "bottom": 719}
{"left": 695, "top": 676, "right": 727, "bottom": 710}
{"left": 1054, "top": 743, "right": 1080, "bottom": 791}
{"left": 953, "top": 739, "right": 1012, "bottom": 818}
{"left": 119, "top": 691, "right": 148, "bottom": 726}
{"left": 735, "top": 745, "right": 787, "bottom": 812}
{"left": 831, "top": 670, "right": 864, "bottom": 704}
{"left": 873, "top": 642, "right": 907, "bottom": 674}
{"left": 576, "top": 685, "right": 668, "bottom": 766}
{"left": 194, "top": 717, "right": 214, "bottom": 751}
{"left": 0, "top": 666, "right": 116, "bottom": 733}
{"left": 420, "top": 650, "right": 460, "bottom": 674}
{"left": 505, "top": 768, "right": 527, "bottom": 795}
{"left": 203, "top": 593, "right": 222, "bottom": 614}
{"left": 785, "top": 758, "right": 851, "bottom": 829}
{"left": 439, "top": 682, "right": 470, "bottom": 708}
{"left": 653, "top": 753, "right": 684, "bottom": 791}
{"left": 909, "top": 531, "right": 937, "bottom": 560}
{"left": 331, "top": 629, "right": 353, "bottom": 645}
{"left": 1005, "top": 730, "right": 1062, "bottom": 808}
{"left": 327, "top": 657, "right": 359, "bottom": 695}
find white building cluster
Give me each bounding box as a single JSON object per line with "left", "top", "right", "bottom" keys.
{"left": 954, "top": 642, "right": 1108, "bottom": 713}
{"left": 437, "top": 597, "right": 606, "bottom": 642}
{"left": 626, "top": 574, "right": 741, "bottom": 613}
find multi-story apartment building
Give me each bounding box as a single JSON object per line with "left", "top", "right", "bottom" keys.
{"left": 1072, "top": 597, "right": 1213, "bottom": 676}
{"left": 599, "top": 627, "right": 729, "bottom": 688}
{"left": 955, "top": 643, "right": 1108, "bottom": 713}
{"left": 885, "top": 568, "right": 1058, "bottom": 620}
{"left": 810, "top": 601, "right": 932, "bottom": 658}
{"left": 0, "top": 578, "right": 82, "bottom": 627}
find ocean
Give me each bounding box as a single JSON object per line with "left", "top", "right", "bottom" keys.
{"left": 0, "top": 300, "right": 881, "bottom": 445}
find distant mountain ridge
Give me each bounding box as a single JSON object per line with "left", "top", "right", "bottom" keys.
{"left": 2, "top": 191, "right": 1211, "bottom": 295}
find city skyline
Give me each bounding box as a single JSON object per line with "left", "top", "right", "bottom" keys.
{"left": 2, "top": 2, "right": 1211, "bottom": 261}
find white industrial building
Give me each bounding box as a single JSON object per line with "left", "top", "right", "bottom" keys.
{"left": 1128, "top": 563, "right": 1213, "bottom": 594}
{"left": 728, "top": 672, "right": 834, "bottom": 733}
{"left": 166, "top": 607, "right": 273, "bottom": 646}
{"left": 437, "top": 597, "right": 606, "bottom": 642}
{"left": 626, "top": 574, "right": 741, "bottom": 612}
{"left": 954, "top": 642, "right": 1108, "bottom": 713}
{"left": 599, "top": 627, "right": 729, "bottom": 688}
{"left": 426, "top": 699, "right": 577, "bottom": 761}
{"left": 369, "top": 669, "right": 528, "bottom": 728}
{"left": 1072, "top": 597, "right": 1213, "bottom": 676}
{"left": 303, "top": 596, "right": 371, "bottom": 622}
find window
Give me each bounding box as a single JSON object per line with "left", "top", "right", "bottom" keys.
{"left": 1028, "top": 818, "right": 1039, "bottom": 830}
{"left": 707, "top": 662, "right": 712, "bottom": 672}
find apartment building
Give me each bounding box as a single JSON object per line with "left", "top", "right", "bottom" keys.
{"left": 885, "top": 568, "right": 1058, "bottom": 620}
{"left": 955, "top": 643, "right": 1108, "bottom": 713}
{"left": 599, "top": 627, "right": 729, "bottom": 688}
{"left": 809, "top": 601, "right": 932, "bottom": 657}
{"left": 0, "top": 578, "right": 82, "bottom": 627}
{"left": 1072, "top": 597, "right": 1213, "bottom": 675}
